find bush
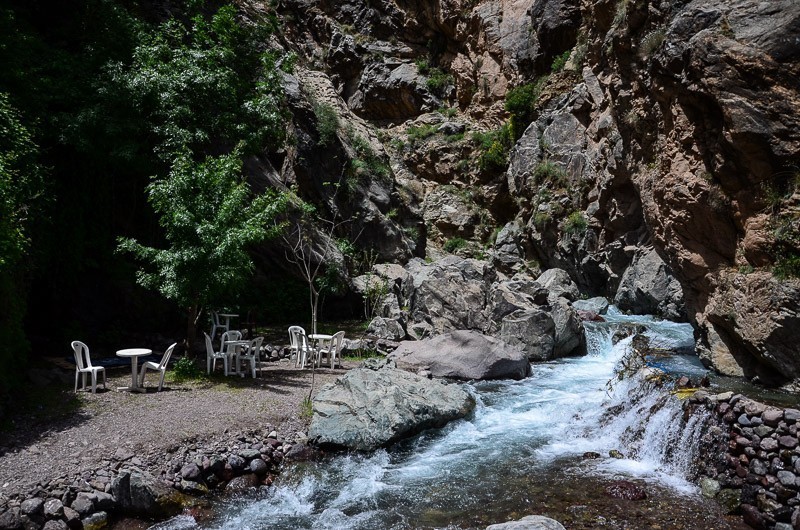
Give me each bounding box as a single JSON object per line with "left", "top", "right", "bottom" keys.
{"left": 475, "top": 123, "right": 514, "bottom": 172}
{"left": 533, "top": 212, "right": 552, "bottom": 228}
{"left": 533, "top": 160, "right": 568, "bottom": 187}
{"left": 563, "top": 211, "right": 588, "bottom": 235}
{"left": 443, "top": 237, "right": 468, "bottom": 253}
{"left": 407, "top": 124, "right": 438, "bottom": 142}
{"left": 314, "top": 102, "right": 339, "bottom": 146}
{"left": 551, "top": 50, "right": 571, "bottom": 73}
{"left": 172, "top": 357, "right": 203, "bottom": 380}
{"left": 774, "top": 253, "right": 800, "bottom": 280}
{"left": 426, "top": 68, "right": 454, "bottom": 97}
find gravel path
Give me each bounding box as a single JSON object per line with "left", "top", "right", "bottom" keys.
{"left": 0, "top": 359, "right": 353, "bottom": 502}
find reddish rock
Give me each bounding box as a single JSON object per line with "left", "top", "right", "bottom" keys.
{"left": 576, "top": 310, "right": 605, "bottom": 322}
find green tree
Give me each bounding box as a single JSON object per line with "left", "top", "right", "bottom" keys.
{"left": 0, "top": 93, "right": 45, "bottom": 397}
{"left": 117, "top": 150, "right": 288, "bottom": 352}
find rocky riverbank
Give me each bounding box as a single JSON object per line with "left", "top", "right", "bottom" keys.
{"left": 689, "top": 391, "right": 800, "bottom": 530}
{"left": 0, "top": 361, "right": 347, "bottom": 530}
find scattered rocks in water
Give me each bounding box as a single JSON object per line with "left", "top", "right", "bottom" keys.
{"left": 485, "top": 514, "right": 567, "bottom": 529}
{"left": 608, "top": 449, "right": 624, "bottom": 459}
{"left": 604, "top": 480, "right": 647, "bottom": 500}
{"left": 582, "top": 451, "right": 601, "bottom": 459}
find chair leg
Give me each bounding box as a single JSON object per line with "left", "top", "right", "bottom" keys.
{"left": 102, "top": 369, "right": 106, "bottom": 389}
{"left": 158, "top": 369, "right": 165, "bottom": 392}
{"left": 74, "top": 370, "right": 79, "bottom": 393}
{"left": 82, "top": 372, "right": 87, "bottom": 391}
{"left": 91, "top": 372, "right": 97, "bottom": 394}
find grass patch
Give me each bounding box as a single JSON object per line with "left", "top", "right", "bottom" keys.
{"left": 300, "top": 396, "right": 313, "bottom": 419}
{"left": 639, "top": 28, "right": 666, "bottom": 58}
{"left": 407, "top": 124, "right": 438, "bottom": 142}
{"left": 551, "top": 50, "right": 571, "bottom": 72}
{"left": 533, "top": 160, "right": 568, "bottom": 187}
{"left": 563, "top": 211, "right": 588, "bottom": 235}
{"left": 426, "top": 68, "right": 454, "bottom": 97}
{"left": 313, "top": 102, "right": 339, "bottom": 146}
{"left": 444, "top": 237, "right": 468, "bottom": 253}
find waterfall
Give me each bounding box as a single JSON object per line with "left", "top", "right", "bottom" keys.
{"left": 153, "top": 309, "right": 718, "bottom": 530}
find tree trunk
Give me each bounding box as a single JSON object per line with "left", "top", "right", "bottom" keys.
{"left": 309, "top": 284, "right": 319, "bottom": 335}
{"left": 187, "top": 302, "right": 199, "bottom": 357}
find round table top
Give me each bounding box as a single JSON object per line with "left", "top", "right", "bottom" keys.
{"left": 308, "top": 334, "right": 333, "bottom": 340}
{"left": 218, "top": 313, "right": 239, "bottom": 318}
{"left": 224, "top": 340, "right": 250, "bottom": 345}
{"left": 116, "top": 348, "right": 152, "bottom": 357}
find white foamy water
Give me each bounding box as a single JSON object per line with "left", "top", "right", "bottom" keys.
{"left": 155, "top": 308, "right": 709, "bottom": 529}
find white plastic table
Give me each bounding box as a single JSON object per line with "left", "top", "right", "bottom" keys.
{"left": 308, "top": 334, "right": 333, "bottom": 368}
{"left": 223, "top": 339, "right": 249, "bottom": 376}
{"left": 116, "top": 348, "right": 152, "bottom": 392}
{"left": 218, "top": 313, "right": 239, "bottom": 332}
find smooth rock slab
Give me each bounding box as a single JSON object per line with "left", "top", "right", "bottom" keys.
{"left": 390, "top": 330, "right": 531, "bottom": 381}
{"left": 486, "top": 515, "right": 566, "bottom": 529}
{"left": 308, "top": 365, "right": 475, "bottom": 451}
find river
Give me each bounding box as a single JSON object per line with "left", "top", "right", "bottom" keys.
{"left": 154, "top": 309, "right": 747, "bottom": 529}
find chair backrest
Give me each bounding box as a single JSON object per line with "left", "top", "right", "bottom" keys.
{"left": 204, "top": 332, "right": 215, "bottom": 356}
{"left": 288, "top": 326, "right": 306, "bottom": 350}
{"left": 159, "top": 343, "right": 177, "bottom": 369}
{"left": 247, "top": 337, "right": 263, "bottom": 356}
{"left": 71, "top": 341, "right": 92, "bottom": 370}
{"left": 211, "top": 311, "right": 221, "bottom": 326}
{"left": 220, "top": 330, "right": 242, "bottom": 345}
{"left": 331, "top": 331, "right": 345, "bottom": 353}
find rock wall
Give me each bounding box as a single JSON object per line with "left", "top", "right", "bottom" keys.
{"left": 689, "top": 391, "right": 800, "bottom": 530}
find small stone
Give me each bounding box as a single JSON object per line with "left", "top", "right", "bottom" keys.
{"left": 180, "top": 463, "right": 201, "bottom": 481}
{"left": 715, "top": 391, "right": 734, "bottom": 402}
{"left": 609, "top": 449, "right": 624, "bottom": 459}
{"left": 43, "top": 499, "right": 64, "bottom": 519}
{"left": 227, "top": 455, "right": 246, "bottom": 471}
{"left": 583, "top": 451, "right": 601, "bottom": 459}
{"left": 0, "top": 508, "right": 21, "bottom": 530}
{"left": 268, "top": 431, "right": 278, "bottom": 439}
{"left": 700, "top": 478, "right": 720, "bottom": 498}
{"left": 113, "top": 448, "right": 134, "bottom": 461}
{"left": 20, "top": 498, "right": 44, "bottom": 516}
{"left": 780, "top": 436, "right": 798, "bottom": 449}
{"left": 238, "top": 449, "right": 260, "bottom": 460}
{"left": 70, "top": 496, "right": 93, "bottom": 517}
{"left": 763, "top": 409, "right": 784, "bottom": 426}
{"left": 777, "top": 470, "right": 797, "bottom": 487}
{"left": 717, "top": 489, "right": 741, "bottom": 514}
{"left": 762, "top": 438, "right": 780, "bottom": 452}
{"left": 755, "top": 425, "right": 773, "bottom": 438}
{"left": 81, "top": 511, "right": 108, "bottom": 530}
{"left": 225, "top": 474, "right": 259, "bottom": 492}
{"left": 750, "top": 459, "right": 768, "bottom": 476}
{"left": 62, "top": 506, "right": 81, "bottom": 529}
{"left": 738, "top": 414, "right": 752, "bottom": 426}
{"left": 249, "top": 459, "right": 268, "bottom": 476}
{"left": 746, "top": 401, "right": 767, "bottom": 416}
{"left": 785, "top": 409, "right": 800, "bottom": 422}
{"left": 179, "top": 480, "right": 209, "bottom": 496}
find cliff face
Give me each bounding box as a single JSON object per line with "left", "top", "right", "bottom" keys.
{"left": 269, "top": 0, "right": 800, "bottom": 386}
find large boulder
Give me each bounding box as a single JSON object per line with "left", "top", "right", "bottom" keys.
{"left": 486, "top": 515, "right": 567, "bottom": 530}
{"left": 111, "top": 470, "right": 189, "bottom": 518}
{"left": 613, "top": 248, "right": 685, "bottom": 320}
{"left": 389, "top": 330, "right": 531, "bottom": 380}
{"left": 308, "top": 363, "right": 475, "bottom": 451}
{"left": 536, "top": 269, "right": 581, "bottom": 301}
{"left": 572, "top": 297, "right": 609, "bottom": 315}
{"left": 499, "top": 309, "right": 556, "bottom": 361}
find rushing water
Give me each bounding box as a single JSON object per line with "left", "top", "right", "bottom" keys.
{"left": 154, "top": 309, "right": 743, "bottom": 530}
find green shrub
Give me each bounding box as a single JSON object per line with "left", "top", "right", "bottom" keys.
{"left": 300, "top": 396, "right": 313, "bottom": 418}
{"left": 476, "top": 123, "right": 514, "bottom": 172}
{"left": 426, "top": 68, "right": 454, "bottom": 97}
{"left": 314, "top": 102, "right": 339, "bottom": 146}
{"left": 443, "top": 237, "right": 468, "bottom": 253}
{"left": 551, "top": 50, "right": 571, "bottom": 73}
{"left": 407, "top": 124, "right": 438, "bottom": 142}
{"left": 415, "top": 58, "right": 430, "bottom": 75}
{"left": 533, "top": 160, "right": 568, "bottom": 187}
{"left": 445, "top": 132, "right": 465, "bottom": 143}
{"left": 438, "top": 106, "right": 458, "bottom": 118}
{"left": 639, "top": 28, "right": 666, "bottom": 58}
{"left": 172, "top": 357, "right": 203, "bottom": 380}
{"left": 774, "top": 253, "right": 800, "bottom": 280}
{"left": 533, "top": 212, "right": 552, "bottom": 228}
{"left": 563, "top": 211, "right": 588, "bottom": 235}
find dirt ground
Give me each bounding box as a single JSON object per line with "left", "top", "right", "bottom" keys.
{"left": 0, "top": 356, "right": 358, "bottom": 502}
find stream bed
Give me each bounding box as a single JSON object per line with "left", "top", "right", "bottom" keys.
{"left": 153, "top": 310, "right": 750, "bottom": 529}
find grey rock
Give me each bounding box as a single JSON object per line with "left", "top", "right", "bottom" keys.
{"left": 43, "top": 499, "right": 63, "bottom": 519}
{"left": 777, "top": 470, "right": 797, "bottom": 486}
{"left": 536, "top": 269, "right": 580, "bottom": 302}
{"left": 178, "top": 480, "right": 208, "bottom": 496}
{"left": 762, "top": 409, "right": 784, "bottom": 426}
{"left": 700, "top": 477, "right": 720, "bottom": 498}
{"left": 225, "top": 474, "right": 260, "bottom": 493}
{"left": 180, "top": 463, "right": 201, "bottom": 481}
{"left": 613, "top": 248, "right": 684, "bottom": 319}
{"left": 249, "top": 458, "right": 269, "bottom": 475}
{"left": 493, "top": 222, "right": 525, "bottom": 272}
{"left": 485, "top": 514, "right": 567, "bottom": 529}
{"left": 111, "top": 470, "right": 187, "bottom": 518}
{"left": 367, "top": 316, "right": 406, "bottom": 341}
{"left": 760, "top": 437, "right": 779, "bottom": 452}
{"left": 0, "top": 508, "right": 21, "bottom": 530}
{"left": 348, "top": 62, "right": 435, "bottom": 120}
{"left": 62, "top": 507, "right": 80, "bottom": 530}
{"left": 91, "top": 492, "right": 114, "bottom": 511}
{"left": 308, "top": 365, "right": 475, "bottom": 451}
{"left": 227, "top": 455, "right": 246, "bottom": 471}
{"left": 19, "top": 499, "right": 43, "bottom": 517}
{"left": 738, "top": 414, "right": 751, "bottom": 426}
{"left": 69, "top": 496, "right": 93, "bottom": 517}
{"left": 81, "top": 511, "right": 108, "bottom": 530}
{"left": 499, "top": 309, "right": 556, "bottom": 361}
{"left": 785, "top": 409, "right": 800, "bottom": 422}
{"left": 572, "top": 297, "right": 609, "bottom": 315}
{"left": 42, "top": 521, "right": 67, "bottom": 530}
{"left": 548, "top": 295, "right": 587, "bottom": 358}
{"left": 390, "top": 330, "right": 530, "bottom": 381}
{"left": 238, "top": 448, "right": 261, "bottom": 461}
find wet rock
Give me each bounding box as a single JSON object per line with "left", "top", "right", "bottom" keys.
{"left": 249, "top": 458, "right": 269, "bottom": 475}
{"left": 582, "top": 452, "right": 601, "bottom": 459}
{"left": 609, "top": 449, "right": 624, "bottom": 459}
{"left": 572, "top": 297, "right": 609, "bottom": 315}
{"left": 225, "top": 474, "right": 260, "bottom": 493}
{"left": 604, "top": 480, "right": 647, "bottom": 500}
{"left": 180, "top": 463, "right": 201, "bottom": 481}
{"left": 716, "top": 489, "right": 742, "bottom": 514}
{"left": 613, "top": 248, "right": 684, "bottom": 320}
{"left": 485, "top": 514, "right": 567, "bottom": 529}
{"left": 81, "top": 511, "right": 108, "bottom": 530}
{"left": 576, "top": 310, "right": 604, "bottom": 322}
{"left": 700, "top": 477, "right": 721, "bottom": 498}
{"left": 308, "top": 365, "right": 475, "bottom": 451}
{"left": 179, "top": 480, "right": 209, "bottom": 496}
{"left": 390, "top": 330, "right": 531, "bottom": 381}
{"left": 111, "top": 470, "right": 189, "bottom": 518}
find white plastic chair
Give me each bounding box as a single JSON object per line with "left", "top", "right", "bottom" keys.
{"left": 205, "top": 332, "right": 229, "bottom": 375}
{"left": 318, "top": 331, "right": 345, "bottom": 369}
{"left": 71, "top": 341, "right": 106, "bottom": 394}
{"left": 210, "top": 311, "right": 229, "bottom": 341}
{"left": 237, "top": 336, "right": 264, "bottom": 378}
{"left": 139, "top": 342, "right": 176, "bottom": 392}
{"left": 220, "top": 330, "right": 243, "bottom": 375}
{"left": 288, "top": 326, "right": 312, "bottom": 368}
